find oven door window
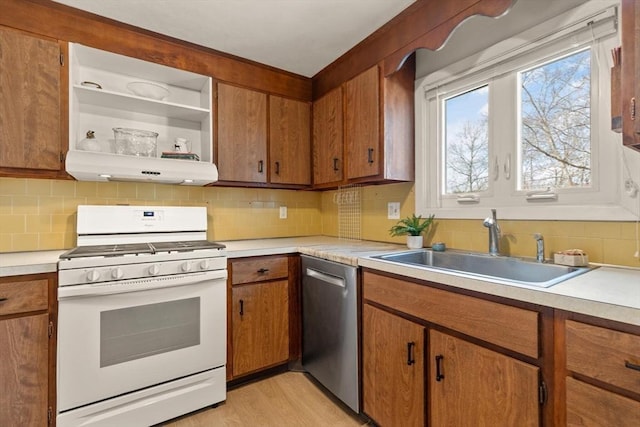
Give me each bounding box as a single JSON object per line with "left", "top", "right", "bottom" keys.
{"left": 101, "top": 298, "right": 200, "bottom": 367}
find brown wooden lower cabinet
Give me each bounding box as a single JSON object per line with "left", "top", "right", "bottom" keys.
{"left": 231, "top": 280, "right": 289, "bottom": 377}
{"left": 566, "top": 377, "right": 640, "bottom": 426}
{"left": 0, "top": 274, "right": 56, "bottom": 426}
{"left": 362, "top": 270, "right": 544, "bottom": 427}
{"left": 363, "top": 304, "right": 425, "bottom": 427}
{"left": 562, "top": 315, "right": 640, "bottom": 426}
{"left": 429, "top": 330, "right": 539, "bottom": 427}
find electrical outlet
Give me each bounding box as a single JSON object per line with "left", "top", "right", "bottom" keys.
{"left": 279, "top": 206, "right": 287, "bottom": 219}
{"left": 625, "top": 178, "right": 639, "bottom": 198}
{"left": 388, "top": 202, "right": 400, "bottom": 219}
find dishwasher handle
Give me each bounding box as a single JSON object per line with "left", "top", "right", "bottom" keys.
{"left": 305, "top": 268, "right": 345, "bottom": 288}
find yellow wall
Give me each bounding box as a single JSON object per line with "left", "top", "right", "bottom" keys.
{"left": 2, "top": 177, "right": 639, "bottom": 268}
{"left": 0, "top": 177, "right": 321, "bottom": 252}
{"left": 322, "top": 182, "right": 640, "bottom": 268}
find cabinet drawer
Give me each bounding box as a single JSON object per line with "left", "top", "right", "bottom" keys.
{"left": 566, "top": 320, "right": 640, "bottom": 394}
{"left": 363, "top": 272, "right": 539, "bottom": 358}
{"left": 566, "top": 377, "right": 640, "bottom": 426}
{"left": 0, "top": 279, "right": 48, "bottom": 316}
{"left": 231, "top": 257, "right": 289, "bottom": 285}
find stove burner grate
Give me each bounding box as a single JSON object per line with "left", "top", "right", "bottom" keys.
{"left": 60, "top": 240, "right": 225, "bottom": 259}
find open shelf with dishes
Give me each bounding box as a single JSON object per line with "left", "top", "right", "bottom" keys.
{"left": 68, "top": 43, "right": 212, "bottom": 162}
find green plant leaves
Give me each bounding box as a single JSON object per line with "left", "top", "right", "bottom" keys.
{"left": 389, "top": 214, "right": 435, "bottom": 237}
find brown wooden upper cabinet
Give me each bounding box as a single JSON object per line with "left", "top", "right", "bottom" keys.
{"left": 269, "top": 96, "right": 311, "bottom": 186}
{"left": 0, "top": 26, "right": 64, "bottom": 175}
{"left": 216, "top": 83, "right": 311, "bottom": 187}
{"left": 312, "top": 87, "right": 344, "bottom": 187}
{"left": 345, "top": 66, "right": 381, "bottom": 181}
{"left": 312, "top": 59, "right": 415, "bottom": 188}
{"left": 216, "top": 83, "right": 268, "bottom": 183}
{"left": 621, "top": 0, "right": 640, "bottom": 151}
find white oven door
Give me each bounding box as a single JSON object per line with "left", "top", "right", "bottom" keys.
{"left": 57, "top": 270, "right": 226, "bottom": 412}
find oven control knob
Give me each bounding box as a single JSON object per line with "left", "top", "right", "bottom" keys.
{"left": 148, "top": 264, "right": 161, "bottom": 276}
{"left": 111, "top": 267, "right": 124, "bottom": 279}
{"left": 86, "top": 269, "right": 100, "bottom": 282}
{"left": 199, "top": 260, "right": 210, "bottom": 270}
{"left": 181, "top": 261, "right": 192, "bottom": 272}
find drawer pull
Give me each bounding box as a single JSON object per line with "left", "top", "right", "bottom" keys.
{"left": 625, "top": 360, "right": 640, "bottom": 372}
{"left": 0, "top": 297, "right": 7, "bottom": 302}
{"left": 407, "top": 342, "right": 416, "bottom": 366}
{"left": 239, "top": 299, "right": 244, "bottom": 316}
{"left": 435, "top": 355, "right": 445, "bottom": 382}
{"left": 257, "top": 268, "right": 270, "bottom": 274}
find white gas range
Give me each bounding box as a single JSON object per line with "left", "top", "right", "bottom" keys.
{"left": 57, "top": 205, "right": 227, "bottom": 427}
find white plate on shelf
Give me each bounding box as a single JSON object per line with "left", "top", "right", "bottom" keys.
{"left": 126, "top": 81, "right": 170, "bottom": 100}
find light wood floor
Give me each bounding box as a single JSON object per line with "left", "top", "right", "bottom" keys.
{"left": 162, "top": 372, "right": 369, "bottom": 426}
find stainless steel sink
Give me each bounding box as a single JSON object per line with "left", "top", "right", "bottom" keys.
{"left": 371, "top": 249, "right": 594, "bottom": 288}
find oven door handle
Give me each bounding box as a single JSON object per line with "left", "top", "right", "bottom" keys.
{"left": 58, "top": 270, "right": 227, "bottom": 299}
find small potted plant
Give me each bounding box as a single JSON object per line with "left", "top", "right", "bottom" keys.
{"left": 389, "top": 214, "right": 435, "bottom": 249}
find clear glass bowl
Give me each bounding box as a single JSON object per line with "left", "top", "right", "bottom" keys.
{"left": 113, "top": 128, "right": 158, "bottom": 157}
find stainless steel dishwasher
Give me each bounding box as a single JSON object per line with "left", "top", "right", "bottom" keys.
{"left": 301, "top": 255, "right": 359, "bottom": 413}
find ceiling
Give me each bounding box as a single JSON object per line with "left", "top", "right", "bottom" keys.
{"left": 53, "top": 0, "right": 417, "bottom": 78}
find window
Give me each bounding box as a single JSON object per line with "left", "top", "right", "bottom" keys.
{"left": 415, "top": 3, "right": 629, "bottom": 220}
{"left": 519, "top": 49, "right": 591, "bottom": 191}
{"left": 444, "top": 86, "right": 489, "bottom": 194}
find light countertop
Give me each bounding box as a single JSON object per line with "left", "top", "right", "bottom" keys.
{"left": 1, "top": 236, "right": 638, "bottom": 327}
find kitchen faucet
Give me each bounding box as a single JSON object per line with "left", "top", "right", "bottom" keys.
{"left": 482, "top": 209, "right": 501, "bottom": 256}
{"left": 533, "top": 233, "right": 545, "bottom": 262}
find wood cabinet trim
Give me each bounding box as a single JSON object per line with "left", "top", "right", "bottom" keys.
{"left": 313, "top": 0, "right": 513, "bottom": 99}
{"left": 1, "top": 0, "right": 311, "bottom": 101}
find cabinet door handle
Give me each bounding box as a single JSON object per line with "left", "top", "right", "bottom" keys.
{"left": 407, "top": 342, "right": 416, "bottom": 366}
{"left": 625, "top": 360, "right": 640, "bottom": 372}
{"left": 239, "top": 299, "right": 244, "bottom": 316}
{"left": 275, "top": 161, "right": 280, "bottom": 175}
{"left": 367, "top": 148, "right": 374, "bottom": 164}
{"left": 333, "top": 158, "right": 339, "bottom": 171}
{"left": 257, "top": 268, "right": 269, "bottom": 274}
{"left": 0, "top": 297, "right": 7, "bottom": 302}
{"left": 258, "top": 160, "right": 264, "bottom": 173}
{"left": 435, "top": 355, "right": 445, "bottom": 382}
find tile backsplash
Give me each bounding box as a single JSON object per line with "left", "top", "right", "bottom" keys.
{"left": 0, "top": 177, "right": 322, "bottom": 252}
{"left": 2, "top": 177, "right": 639, "bottom": 267}
{"left": 322, "top": 182, "right": 640, "bottom": 268}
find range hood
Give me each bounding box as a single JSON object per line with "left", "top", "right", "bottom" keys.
{"left": 65, "top": 151, "right": 218, "bottom": 186}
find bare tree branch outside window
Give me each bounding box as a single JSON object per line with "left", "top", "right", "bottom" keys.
{"left": 519, "top": 49, "right": 591, "bottom": 190}
{"left": 445, "top": 86, "right": 489, "bottom": 194}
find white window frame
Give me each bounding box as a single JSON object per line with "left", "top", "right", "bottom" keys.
{"left": 415, "top": 1, "right": 636, "bottom": 221}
